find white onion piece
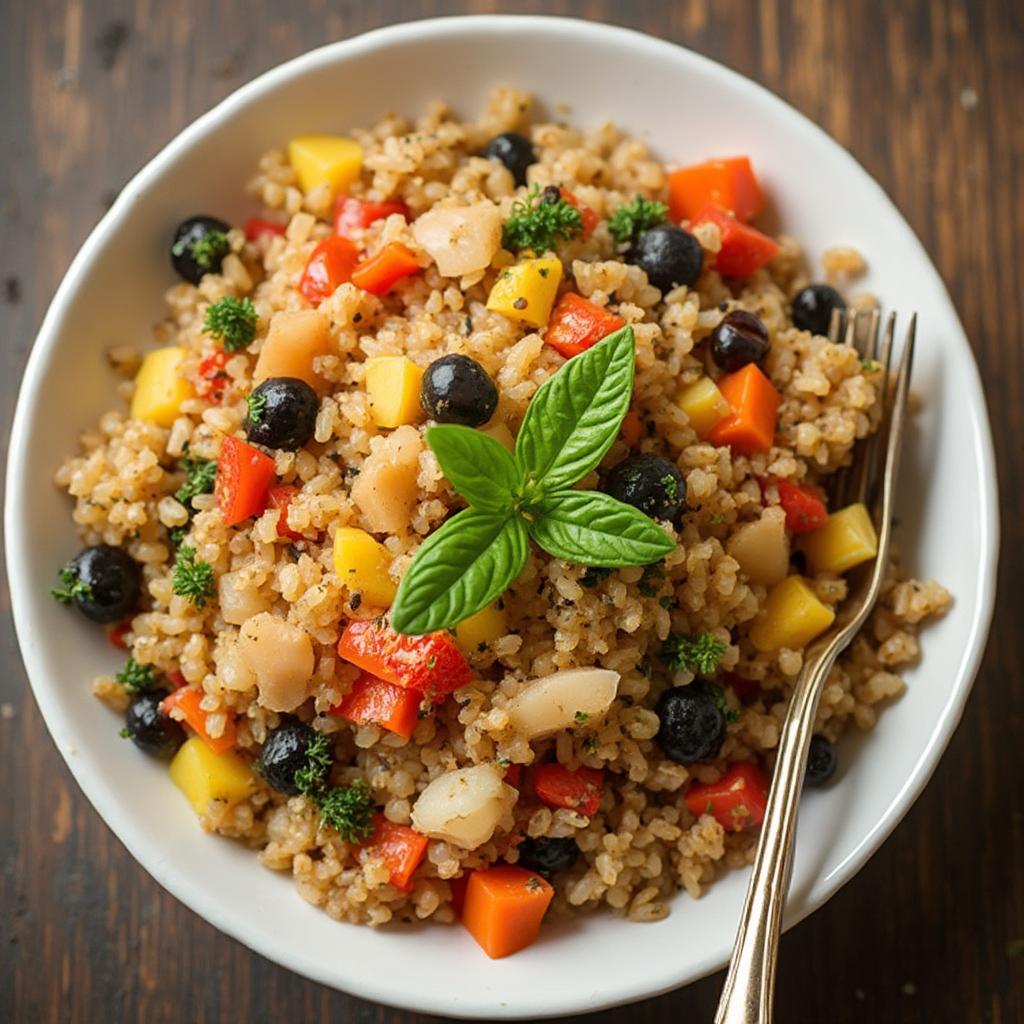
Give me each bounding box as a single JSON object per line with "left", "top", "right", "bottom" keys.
{"left": 410, "top": 764, "right": 517, "bottom": 849}
{"left": 238, "top": 612, "right": 314, "bottom": 712}
{"left": 506, "top": 668, "right": 620, "bottom": 740}
{"left": 727, "top": 507, "right": 790, "bottom": 586}
{"left": 412, "top": 203, "right": 503, "bottom": 278}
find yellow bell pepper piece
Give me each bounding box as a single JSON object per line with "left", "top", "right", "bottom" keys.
{"left": 478, "top": 421, "right": 515, "bottom": 452}
{"left": 749, "top": 576, "right": 836, "bottom": 653}
{"left": 454, "top": 602, "right": 509, "bottom": 653}
{"left": 799, "top": 502, "right": 879, "bottom": 575}
{"left": 365, "top": 355, "right": 424, "bottom": 428}
{"left": 169, "top": 737, "right": 256, "bottom": 816}
{"left": 287, "top": 135, "right": 363, "bottom": 196}
{"left": 130, "top": 346, "right": 194, "bottom": 427}
{"left": 333, "top": 527, "right": 396, "bottom": 608}
{"left": 486, "top": 257, "right": 563, "bottom": 328}
{"left": 677, "top": 376, "right": 730, "bottom": 437}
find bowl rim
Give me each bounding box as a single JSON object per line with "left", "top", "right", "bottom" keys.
{"left": 5, "top": 14, "right": 1000, "bottom": 1018}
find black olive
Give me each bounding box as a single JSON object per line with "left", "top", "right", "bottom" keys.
{"left": 791, "top": 284, "right": 846, "bottom": 337}
{"left": 481, "top": 132, "right": 536, "bottom": 187}
{"left": 805, "top": 735, "right": 838, "bottom": 787}
{"left": 517, "top": 836, "right": 580, "bottom": 878}
{"left": 123, "top": 691, "right": 185, "bottom": 759}
{"left": 61, "top": 545, "right": 141, "bottom": 623}
{"left": 710, "top": 310, "right": 771, "bottom": 373}
{"left": 244, "top": 377, "right": 319, "bottom": 451}
{"left": 420, "top": 354, "right": 498, "bottom": 427}
{"left": 257, "top": 721, "right": 319, "bottom": 796}
{"left": 604, "top": 454, "right": 686, "bottom": 521}
{"left": 627, "top": 224, "right": 703, "bottom": 292}
{"left": 654, "top": 686, "right": 726, "bottom": 764}
{"left": 170, "top": 215, "right": 232, "bottom": 284}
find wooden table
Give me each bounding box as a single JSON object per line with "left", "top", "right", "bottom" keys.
{"left": 2, "top": 2, "right": 1021, "bottom": 1021}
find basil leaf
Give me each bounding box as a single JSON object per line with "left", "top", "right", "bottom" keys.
{"left": 426, "top": 425, "right": 521, "bottom": 512}
{"left": 516, "top": 325, "right": 635, "bottom": 493}
{"left": 391, "top": 509, "right": 530, "bottom": 635}
{"left": 527, "top": 489, "right": 675, "bottom": 567}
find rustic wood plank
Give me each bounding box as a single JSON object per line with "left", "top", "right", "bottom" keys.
{"left": 2, "top": 1, "right": 1021, "bottom": 1021}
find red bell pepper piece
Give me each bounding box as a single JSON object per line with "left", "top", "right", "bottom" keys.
{"left": 693, "top": 203, "right": 779, "bottom": 279}
{"left": 533, "top": 763, "right": 604, "bottom": 817}
{"left": 334, "top": 195, "right": 409, "bottom": 238}
{"left": 166, "top": 670, "right": 188, "bottom": 690}
{"left": 543, "top": 292, "right": 626, "bottom": 358}
{"left": 337, "top": 618, "right": 473, "bottom": 702}
{"left": 685, "top": 762, "right": 770, "bottom": 832}
{"left": 332, "top": 671, "right": 423, "bottom": 741}
{"left": 245, "top": 217, "right": 286, "bottom": 242}
{"left": 359, "top": 813, "right": 429, "bottom": 891}
{"left": 160, "top": 687, "right": 237, "bottom": 754}
{"left": 763, "top": 477, "right": 829, "bottom": 533}
{"left": 503, "top": 764, "right": 523, "bottom": 789}
{"left": 560, "top": 188, "right": 599, "bottom": 240}
{"left": 668, "top": 157, "right": 765, "bottom": 224}
{"left": 216, "top": 435, "right": 276, "bottom": 527}
{"left": 722, "top": 670, "right": 761, "bottom": 703}
{"left": 351, "top": 242, "right": 422, "bottom": 296}
{"left": 706, "top": 363, "right": 781, "bottom": 455}
{"left": 620, "top": 409, "right": 644, "bottom": 446}
{"left": 266, "top": 484, "right": 303, "bottom": 541}
{"left": 108, "top": 620, "right": 132, "bottom": 650}
{"left": 298, "top": 235, "right": 360, "bottom": 306}
{"left": 196, "top": 349, "right": 230, "bottom": 403}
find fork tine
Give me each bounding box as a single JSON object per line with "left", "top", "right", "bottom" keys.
{"left": 828, "top": 306, "right": 845, "bottom": 343}
{"left": 846, "top": 310, "right": 883, "bottom": 505}
{"left": 863, "top": 313, "right": 900, "bottom": 510}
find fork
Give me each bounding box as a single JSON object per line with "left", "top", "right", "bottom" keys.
{"left": 714, "top": 309, "right": 917, "bottom": 1024}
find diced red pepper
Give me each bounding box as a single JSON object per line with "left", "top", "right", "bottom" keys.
{"left": 245, "top": 217, "right": 286, "bottom": 242}
{"left": 337, "top": 618, "right": 473, "bottom": 703}
{"left": 359, "top": 813, "right": 429, "bottom": 891}
{"left": 503, "top": 764, "right": 523, "bottom": 789}
{"left": 215, "top": 435, "right": 276, "bottom": 527}
{"left": 706, "top": 363, "right": 781, "bottom": 455}
{"left": 331, "top": 671, "right": 423, "bottom": 741}
{"left": 533, "top": 763, "right": 604, "bottom": 817}
{"left": 685, "top": 762, "right": 770, "bottom": 832}
{"left": 449, "top": 872, "right": 470, "bottom": 918}
{"left": 266, "top": 484, "right": 304, "bottom": 541}
{"left": 160, "top": 687, "right": 237, "bottom": 754}
{"left": 620, "top": 409, "right": 643, "bottom": 447}
{"left": 543, "top": 292, "right": 626, "bottom": 359}
{"left": 668, "top": 157, "right": 765, "bottom": 224}
{"left": 333, "top": 195, "right": 409, "bottom": 238}
{"left": 693, "top": 203, "right": 780, "bottom": 279}
{"left": 108, "top": 620, "right": 132, "bottom": 650}
{"left": 763, "top": 477, "right": 829, "bottom": 533}
{"left": 196, "top": 349, "right": 230, "bottom": 403}
{"left": 166, "top": 670, "right": 188, "bottom": 691}
{"left": 298, "top": 235, "right": 361, "bottom": 306}
{"left": 722, "top": 670, "right": 761, "bottom": 703}
{"left": 560, "top": 188, "right": 599, "bottom": 240}
{"left": 351, "top": 242, "right": 423, "bottom": 296}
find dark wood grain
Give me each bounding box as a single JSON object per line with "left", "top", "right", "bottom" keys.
{"left": 2, "top": 1, "right": 1022, "bottom": 1021}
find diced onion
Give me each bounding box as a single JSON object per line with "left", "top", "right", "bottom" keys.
{"left": 506, "top": 668, "right": 620, "bottom": 740}
{"left": 410, "top": 764, "right": 517, "bottom": 849}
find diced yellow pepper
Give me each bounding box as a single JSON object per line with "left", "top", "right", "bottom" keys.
{"left": 799, "top": 503, "right": 879, "bottom": 575}
{"left": 479, "top": 421, "right": 515, "bottom": 452}
{"left": 332, "top": 526, "right": 396, "bottom": 608}
{"left": 365, "top": 355, "right": 424, "bottom": 428}
{"left": 454, "top": 602, "right": 509, "bottom": 653}
{"left": 749, "top": 576, "right": 836, "bottom": 653}
{"left": 129, "top": 346, "right": 194, "bottom": 427}
{"left": 287, "top": 135, "right": 363, "bottom": 196}
{"left": 169, "top": 737, "right": 256, "bottom": 816}
{"left": 486, "top": 257, "right": 563, "bottom": 328}
{"left": 677, "top": 376, "right": 730, "bottom": 437}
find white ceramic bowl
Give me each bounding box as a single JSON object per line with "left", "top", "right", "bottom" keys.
{"left": 6, "top": 15, "right": 998, "bottom": 1019}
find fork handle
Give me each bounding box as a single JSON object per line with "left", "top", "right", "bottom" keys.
{"left": 713, "top": 645, "right": 840, "bottom": 1024}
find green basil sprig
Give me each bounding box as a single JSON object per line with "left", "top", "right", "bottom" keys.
{"left": 391, "top": 326, "right": 675, "bottom": 635}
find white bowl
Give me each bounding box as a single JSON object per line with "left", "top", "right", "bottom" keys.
{"left": 5, "top": 15, "right": 998, "bottom": 1019}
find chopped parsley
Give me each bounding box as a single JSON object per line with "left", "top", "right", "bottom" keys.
{"left": 660, "top": 474, "right": 679, "bottom": 500}
{"left": 171, "top": 546, "right": 215, "bottom": 607}
{"left": 502, "top": 184, "right": 583, "bottom": 253}
{"left": 607, "top": 195, "right": 668, "bottom": 244}
{"left": 246, "top": 390, "right": 267, "bottom": 424}
{"left": 709, "top": 683, "right": 740, "bottom": 723}
{"left": 174, "top": 456, "right": 217, "bottom": 506}
{"left": 574, "top": 710, "right": 590, "bottom": 725}
{"left": 318, "top": 780, "right": 375, "bottom": 843}
{"left": 116, "top": 656, "right": 157, "bottom": 692}
{"left": 203, "top": 296, "right": 258, "bottom": 351}
{"left": 168, "top": 525, "right": 189, "bottom": 548}
{"left": 662, "top": 632, "right": 727, "bottom": 676}
{"left": 50, "top": 562, "right": 92, "bottom": 605}
{"left": 173, "top": 230, "right": 229, "bottom": 271}
{"left": 294, "top": 732, "right": 332, "bottom": 796}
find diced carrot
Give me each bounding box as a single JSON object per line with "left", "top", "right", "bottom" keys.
{"left": 298, "top": 235, "right": 361, "bottom": 306}
{"left": 215, "top": 435, "right": 276, "bottom": 527}
{"left": 267, "top": 484, "right": 304, "bottom": 541}
{"left": 685, "top": 762, "right": 770, "bottom": 832}
{"left": 560, "top": 188, "right": 599, "bottom": 239}
{"left": 668, "top": 156, "right": 764, "bottom": 223}
{"left": 331, "top": 671, "right": 423, "bottom": 741}
{"left": 359, "top": 813, "right": 429, "bottom": 891}
{"left": 462, "top": 866, "right": 554, "bottom": 959}
{"left": 533, "top": 763, "right": 604, "bottom": 817}
{"left": 108, "top": 620, "right": 132, "bottom": 650}
{"left": 543, "top": 292, "right": 626, "bottom": 358}
{"left": 160, "top": 687, "right": 237, "bottom": 754}
{"left": 351, "top": 242, "right": 422, "bottom": 296}
{"left": 334, "top": 195, "right": 409, "bottom": 238}
{"left": 245, "top": 217, "right": 287, "bottom": 242}
{"left": 196, "top": 349, "right": 230, "bottom": 403}
{"left": 337, "top": 618, "right": 473, "bottom": 703}
{"left": 449, "top": 872, "right": 470, "bottom": 918}
{"left": 620, "top": 409, "right": 643, "bottom": 446}
{"left": 706, "top": 363, "right": 780, "bottom": 455}
{"left": 693, "top": 203, "right": 779, "bottom": 279}
{"left": 763, "top": 477, "right": 829, "bottom": 533}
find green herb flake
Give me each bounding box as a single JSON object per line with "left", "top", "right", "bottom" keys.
{"left": 173, "top": 229, "right": 229, "bottom": 271}
{"left": 116, "top": 656, "right": 157, "bottom": 693}
{"left": 118, "top": 726, "right": 131, "bottom": 739}
{"left": 168, "top": 525, "right": 189, "bottom": 547}
{"left": 171, "top": 546, "right": 216, "bottom": 608}
{"left": 501, "top": 184, "right": 583, "bottom": 252}
{"left": 203, "top": 296, "right": 258, "bottom": 351}
{"left": 607, "top": 195, "right": 668, "bottom": 244}
{"left": 709, "top": 683, "right": 740, "bottom": 722}
{"left": 660, "top": 474, "right": 678, "bottom": 500}
{"left": 662, "top": 632, "right": 727, "bottom": 676}
{"left": 174, "top": 456, "right": 217, "bottom": 506}
{"left": 293, "top": 732, "right": 333, "bottom": 797}
{"left": 583, "top": 736, "right": 599, "bottom": 752}
{"left": 574, "top": 710, "right": 590, "bottom": 725}
{"left": 317, "top": 779, "right": 376, "bottom": 843}
{"left": 246, "top": 391, "right": 268, "bottom": 425}
{"left": 50, "top": 562, "right": 93, "bottom": 605}
{"left": 580, "top": 566, "right": 614, "bottom": 588}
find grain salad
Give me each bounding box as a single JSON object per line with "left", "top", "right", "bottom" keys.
{"left": 52, "top": 89, "right": 950, "bottom": 959}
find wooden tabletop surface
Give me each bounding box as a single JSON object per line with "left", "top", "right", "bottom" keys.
{"left": 2, "top": 1, "right": 1021, "bottom": 1021}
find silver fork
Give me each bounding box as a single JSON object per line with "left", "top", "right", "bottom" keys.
{"left": 714, "top": 309, "right": 917, "bottom": 1024}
